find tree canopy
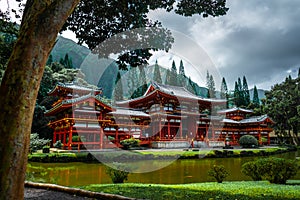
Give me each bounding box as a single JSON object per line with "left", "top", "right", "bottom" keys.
{"left": 63, "top": 0, "right": 228, "bottom": 70}
{"left": 263, "top": 75, "right": 300, "bottom": 145}
{"left": 0, "top": 0, "right": 229, "bottom": 198}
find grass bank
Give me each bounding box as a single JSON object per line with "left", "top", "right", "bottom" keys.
{"left": 28, "top": 146, "right": 295, "bottom": 163}
{"left": 80, "top": 181, "right": 300, "bottom": 200}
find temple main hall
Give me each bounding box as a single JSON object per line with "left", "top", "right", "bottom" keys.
{"left": 45, "top": 82, "right": 274, "bottom": 150}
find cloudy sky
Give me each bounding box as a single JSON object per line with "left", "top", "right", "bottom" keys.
{"left": 147, "top": 0, "right": 300, "bottom": 90}
{"left": 1, "top": 0, "right": 300, "bottom": 90}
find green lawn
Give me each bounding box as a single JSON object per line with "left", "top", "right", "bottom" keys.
{"left": 81, "top": 181, "right": 300, "bottom": 200}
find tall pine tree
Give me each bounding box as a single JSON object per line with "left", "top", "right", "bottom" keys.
{"left": 170, "top": 60, "right": 179, "bottom": 86}
{"left": 179, "top": 60, "right": 185, "bottom": 76}
{"left": 233, "top": 81, "right": 239, "bottom": 106}
{"left": 220, "top": 77, "right": 228, "bottom": 99}
{"left": 137, "top": 65, "right": 148, "bottom": 96}
{"left": 165, "top": 60, "right": 179, "bottom": 86}
{"left": 206, "top": 71, "right": 216, "bottom": 98}
{"left": 127, "top": 66, "right": 139, "bottom": 98}
{"left": 252, "top": 85, "right": 260, "bottom": 108}
{"left": 114, "top": 71, "right": 123, "bottom": 101}
{"left": 242, "top": 76, "right": 250, "bottom": 107}
{"left": 153, "top": 60, "right": 162, "bottom": 84}
{"left": 178, "top": 60, "right": 186, "bottom": 87}
{"left": 220, "top": 77, "right": 228, "bottom": 107}
{"left": 237, "top": 77, "right": 244, "bottom": 106}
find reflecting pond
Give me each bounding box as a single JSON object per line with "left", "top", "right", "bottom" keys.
{"left": 26, "top": 150, "right": 300, "bottom": 186}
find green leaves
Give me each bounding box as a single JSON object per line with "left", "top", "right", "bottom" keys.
{"left": 264, "top": 75, "right": 300, "bottom": 143}
{"left": 207, "top": 164, "right": 229, "bottom": 183}
{"left": 239, "top": 135, "right": 258, "bottom": 148}
{"left": 63, "top": 0, "right": 229, "bottom": 70}
{"left": 242, "top": 158, "right": 299, "bottom": 184}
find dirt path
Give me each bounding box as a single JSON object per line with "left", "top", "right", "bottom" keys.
{"left": 24, "top": 187, "right": 94, "bottom": 200}
{"left": 24, "top": 182, "right": 137, "bottom": 200}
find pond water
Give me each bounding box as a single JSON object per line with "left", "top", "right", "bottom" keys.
{"left": 26, "top": 150, "right": 300, "bottom": 186}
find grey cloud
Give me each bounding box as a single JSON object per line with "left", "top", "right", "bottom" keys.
{"left": 149, "top": 0, "right": 300, "bottom": 90}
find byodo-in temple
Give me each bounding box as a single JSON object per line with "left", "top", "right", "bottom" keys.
{"left": 45, "top": 82, "right": 274, "bottom": 150}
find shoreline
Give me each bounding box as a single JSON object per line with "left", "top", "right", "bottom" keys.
{"left": 28, "top": 146, "right": 298, "bottom": 163}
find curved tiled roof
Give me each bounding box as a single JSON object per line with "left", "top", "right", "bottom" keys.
{"left": 108, "top": 108, "right": 150, "bottom": 117}
{"left": 117, "top": 82, "right": 226, "bottom": 105}
{"left": 48, "top": 82, "right": 101, "bottom": 95}
{"left": 45, "top": 94, "right": 111, "bottom": 115}
{"left": 218, "top": 107, "right": 253, "bottom": 114}
{"left": 221, "top": 115, "right": 274, "bottom": 124}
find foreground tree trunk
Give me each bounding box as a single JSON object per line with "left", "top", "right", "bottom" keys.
{"left": 0, "top": 1, "right": 80, "bottom": 199}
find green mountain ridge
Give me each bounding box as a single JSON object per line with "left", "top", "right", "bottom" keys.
{"left": 51, "top": 36, "right": 90, "bottom": 68}
{"left": 50, "top": 36, "right": 265, "bottom": 101}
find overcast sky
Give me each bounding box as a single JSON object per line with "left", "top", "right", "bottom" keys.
{"left": 148, "top": 0, "right": 300, "bottom": 90}
{"left": 2, "top": 0, "right": 300, "bottom": 90}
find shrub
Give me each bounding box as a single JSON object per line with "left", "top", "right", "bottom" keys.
{"left": 239, "top": 135, "right": 258, "bottom": 148}
{"left": 257, "top": 157, "right": 299, "bottom": 184}
{"left": 105, "top": 162, "right": 130, "bottom": 183}
{"left": 208, "top": 165, "right": 229, "bottom": 183}
{"left": 42, "top": 145, "right": 50, "bottom": 153}
{"left": 241, "top": 161, "right": 262, "bottom": 181}
{"left": 30, "top": 133, "right": 51, "bottom": 153}
{"left": 120, "top": 138, "right": 140, "bottom": 150}
{"left": 53, "top": 140, "right": 63, "bottom": 148}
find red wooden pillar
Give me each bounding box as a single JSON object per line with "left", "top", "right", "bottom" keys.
{"left": 195, "top": 121, "right": 197, "bottom": 139}
{"left": 205, "top": 122, "right": 208, "bottom": 138}
{"left": 53, "top": 130, "right": 57, "bottom": 144}
{"left": 212, "top": 126, "right": 215, "bottom": 141}
{"left": 232, "top": 132, "right": 236, "bottom": 145}
{"left": 167, "top": 119, "right": 170, "bottom": 140}
{"left": 68, "top": 125, "right": 73, "bottom": 150}
{"left": 116, "top": 127, "right": 119, "bottom": 145}
{"left": 267, "top": 132, "right": 270, "bottom": 145}
{"left": 100, "top": 127, "right": 104, "bottom": 149}
{"left": 63, "top": 127, "right": 67, "bottom": 147}
{"left": 159, "top": 116, "right": 162, "bottom": 140}
{"left": 58, "top": 130, "right": 62, "bottom": 142}
{"left": 258, "top": 126, "right": 262, "bottom": 145}
{"left": 180, "top": 120, "right": 182, "bottom": 139}
{"left": 129, "top": 127, "right": 131, "bottom": 137}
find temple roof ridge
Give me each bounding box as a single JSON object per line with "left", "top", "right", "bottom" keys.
{"left": 150, "top": 82, "right": 225, "bottom": 102}
{"left": 108, "top": 107, "right": 150, "bottom": 117}
{"left": 48, "top": 82, "right": 101, "bottom": 96}
{"left": 45, "top": 93, "right": 112, "bottom": 116}
{"left": 218, "top": 107, "right": 253, "bottom": 114}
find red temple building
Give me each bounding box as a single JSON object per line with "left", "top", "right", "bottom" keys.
{"left": 45, "top": 82, "right": 274, "bottom": 150}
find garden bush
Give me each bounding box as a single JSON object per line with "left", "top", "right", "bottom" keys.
{"left": 239, "top": 135, "right": 258, "bottom": 148}
{"left": 42, "top": 145, "right": 50, "bottom": 153}
{"left": 242, "top": 157, "right": 299, "bottom": 184}
{"left": 30, "top": 133, "right": 51, "bottom": 153}
{"left": 53, "top": 140, "right": 63, "bottom": 148}
{"left": 208, "top": 164, "right": 229, "bottom": 183}
{"left": 105, "top": 162, "right": 130, "bottom": 183}
{"left": 120, "top": 138, "right": 140, "bottom": 150}
{"left": 257, "top": 157, "right": 298, "bottom": 184}
{"left": 241, "top": 161, "right": 262, "bottom": 181}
